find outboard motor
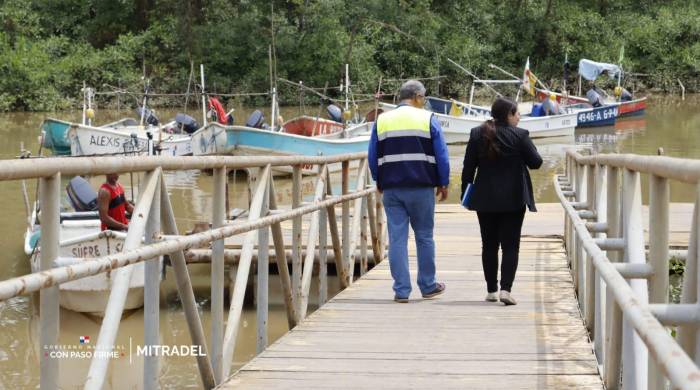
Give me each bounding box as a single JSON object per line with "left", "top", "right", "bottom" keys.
{"left": 245, "top": 110, "right": 265, "bottom": 129}
{"left": 136, "top": 107, "right": 160, "bottom": 126}
{"left": 326, "top": 104, "right": 343, "bottom": 123}
{"left": 586, "top": 88, "right": 604, "bottom": 108}
{"left": 66, "top": 176, "right": 98, "bottom": 212}
{"left": 175, "top": 113, "right": 200, "bottom": 134}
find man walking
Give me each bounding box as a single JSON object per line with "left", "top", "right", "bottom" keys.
{"left": 368, "top": 80, "right": 450, "bottom": 302}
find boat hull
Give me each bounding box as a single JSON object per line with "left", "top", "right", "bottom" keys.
{"left": 191, "top": 123, "right": 370, "bottom": 175}
{"left": 380, "top": 103, "right": 577, "bottom": 144}
{"left": 27, "top": 228, "right": 151, "bottom": 316}
{"left": 68, "top": 124, "right": 191, "bottom": 156}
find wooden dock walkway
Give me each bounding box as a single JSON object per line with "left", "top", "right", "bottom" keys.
{"left": 220, "top": 203, "right": 606, "bottom": 389}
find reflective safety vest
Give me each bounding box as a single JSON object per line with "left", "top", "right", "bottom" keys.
{"left": 375, "top": 105, "right": 438, "bottom": 189}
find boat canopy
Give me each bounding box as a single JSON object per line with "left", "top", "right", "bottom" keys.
{"left": 578, "top": 59, "right": 621, "bottom": 81}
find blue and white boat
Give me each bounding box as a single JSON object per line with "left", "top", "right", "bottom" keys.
{"left": 381, "top": 99, "right": 577, "bottom": 144}
{"left": 190, "top": 121, "right": 371, "bottom": 175}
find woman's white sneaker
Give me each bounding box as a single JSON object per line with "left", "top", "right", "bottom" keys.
{"left": 499, "top": 291, "right": 517, "bottom": 306}
{"left": 485, "top": 292, "right": 498, "bottom": 302}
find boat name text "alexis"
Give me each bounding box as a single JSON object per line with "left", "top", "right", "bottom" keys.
{"left": 89, "top": 135, "right": 146, "bottom": 150}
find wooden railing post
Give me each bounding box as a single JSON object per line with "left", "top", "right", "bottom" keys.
{"left": 210, "top": 166, "right": 226, "bottom": 383}
{"left": 620, "top": 169, "right": 648, "bottom": 389}
{"left": 584, "top": 164, "right": 596, "bottom": 332}
{"left": 144, "top": 173, "right": 161, "bottom": 390}
{"left": 341, "top": 161, "right": 350, "bottom": 284}
{"left": 292, "top": 165, "right": 303, "bottom": 313}
{"left": 39, "top": 173, "right": 60, "bottom": 390}
{"left": 86, "top": 169, "right": 161, "bottom": 390}
{"left": 256, "top": 168, "right": 270, "bottom": 353}
{"left": 678, "top": 185, "right": 700, "bottom": 362}
{"left": 593, "top": 164, "right": 607, "bottom": 365}
{"left": 604, "top": 166, "right": 623, "bottom": 390}
{"left": 648, "top": 174, "right": 670, "bottom": 389}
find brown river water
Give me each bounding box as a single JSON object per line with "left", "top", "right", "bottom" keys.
{"left": 0, "top": 95, "right": 697, "bottom": 388}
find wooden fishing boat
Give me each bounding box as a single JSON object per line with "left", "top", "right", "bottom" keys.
{"left": 190, "top": 121, "right": 371, "bottom": 175}
{"left": 67, "top": 121, "right": 192, "bottom": 156}
{"left": 380, "top": 101, "right": 577, "bottom": 144}
{"left": 538, "top": 90, "right": 647, "bottom": 118}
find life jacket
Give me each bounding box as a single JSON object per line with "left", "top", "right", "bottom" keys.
{"left": 209, "top": 97, "right": 229, "bottom": 125}
{"left": 375, "top": 105, "right": 438, "bottom": 189}
{"left": 100, "top": 182, "right": 128, "bottom": 231}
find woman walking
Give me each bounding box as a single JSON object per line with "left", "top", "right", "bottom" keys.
{"left": 461, "top": 98, "right": 543, "bottom": 305}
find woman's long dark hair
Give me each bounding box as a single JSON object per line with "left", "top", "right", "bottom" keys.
{"left": 481, "top": 97, "right": 518, "bottom": 159}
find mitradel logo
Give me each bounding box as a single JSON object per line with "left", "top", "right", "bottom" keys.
{"left": 42, "top": 336, "right": 206, "bottom": 363}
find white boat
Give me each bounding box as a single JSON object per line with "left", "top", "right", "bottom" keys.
{"left": 24, "top": 177, "right": 160, "bottom": 316}
{"left": 380, "top": 100, "right": 577, "bottom": 144}
{"left": 190, "top": 121, "right": 371, "bottom": 175}
{"left": 68, "top": 121, "right": 192, "bottom": 156}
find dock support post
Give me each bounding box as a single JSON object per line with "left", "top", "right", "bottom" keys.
{"left": 221, "top": 165, "right": 270, "bottom": 379}
{"left": 211, "top": 167, "right": 226, "bottom": 383}
{"left": 299, "top": 165, "right": 328, "bottom": 318}
{"left": 268, "top": 178, "right": 297, "bottom": 329}
{"left": 323, "top": 169, "right": 348, "bottom": 287}
{"left": 160, "top": 179, "right": 215, "bottom": 389}
{"left": 341, "top": 161, "right": 350, "bottom": 284}
{"left": 319, "top": 199, "right": 328, "bottom": 305}
{"left": 39, "top": 173, "right": 60, "bottom": 390}
{"left": 292, "top": 165, "right": 302, "bottom": 315}
{"left": 144, "top": 174, "right": 161, "bottom": 390}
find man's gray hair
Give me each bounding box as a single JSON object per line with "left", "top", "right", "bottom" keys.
{"left": 398, "top": 80, "right": 426, "bottom": 101}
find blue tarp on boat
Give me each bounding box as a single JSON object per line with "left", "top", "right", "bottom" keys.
{"left": 579, "top": 59, "right": 621, "bottom": 81}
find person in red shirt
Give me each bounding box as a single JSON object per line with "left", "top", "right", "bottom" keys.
{"left": 98, "top": 173, "right": 134, "bottom": 231}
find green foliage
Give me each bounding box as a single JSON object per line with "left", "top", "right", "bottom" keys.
{"left": 0, "top": 0, "right": 698, "bottom": 111}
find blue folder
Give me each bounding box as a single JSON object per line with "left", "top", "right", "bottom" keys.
{"left": 461, "top": 183, "right": 474, "bottom": 208}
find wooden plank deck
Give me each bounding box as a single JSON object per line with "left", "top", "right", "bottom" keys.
{"left": 220, "top": 203, "right": 604, "bottom": 389}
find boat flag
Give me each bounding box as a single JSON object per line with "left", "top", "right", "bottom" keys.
{"left": 618, "top": 45, "right": 625, "bottom": 64}
{"left": 522, "top": 58, "right": 537, "bottom": 96}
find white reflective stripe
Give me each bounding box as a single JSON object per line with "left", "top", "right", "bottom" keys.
{"left": 377, "top": 129, "right": 431, "bottom": 141}
{"left": 378, "top": 153, "right": 436, "bottom": 166}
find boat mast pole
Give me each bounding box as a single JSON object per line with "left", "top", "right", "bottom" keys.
{"left": 82, "top": 81, "right": 87, "bottom": 126}
{"left": 201, "top": 64, "right": 207, "bottom": 127}
{"left": 345, "top": 64, "right": 349, "bottom": 113}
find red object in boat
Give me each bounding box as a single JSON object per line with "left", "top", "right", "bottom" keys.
{"left": 282, "top": 116, "right": 344, "bottom": 136}
{"left": 208, "top": 97, "right": 229, "bottom": 124}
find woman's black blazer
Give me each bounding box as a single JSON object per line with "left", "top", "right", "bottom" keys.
{"left": 461, "top": 125, "right": 543, "bottom": 212}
